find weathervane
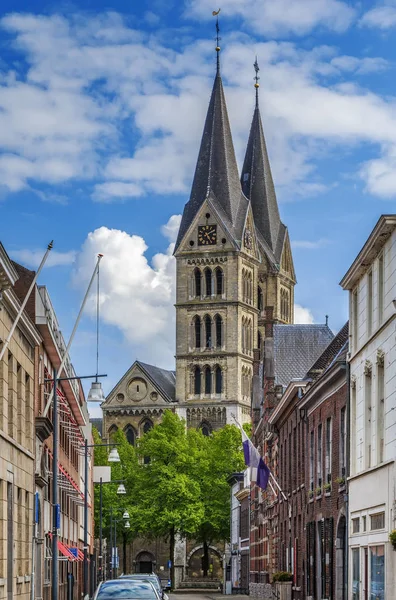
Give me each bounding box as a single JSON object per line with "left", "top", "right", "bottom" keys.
{"left": 212, "top": 8, "right": 221, "bottom": 72}
{"left": 254, "top": 56, "right": 260, "bottom": 105}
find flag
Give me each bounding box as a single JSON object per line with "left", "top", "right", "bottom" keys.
{"left": 241, "top": 428, "right": 270, "bottom": 491}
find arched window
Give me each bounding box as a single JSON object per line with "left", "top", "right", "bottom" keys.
{"left": 194, "top": 316, "right": 201, "bottom": 348}
{"left": 205, "top": 315, "right": 212, "bottom": 348}
{"left": 124, "top": 425, "right": 135, "bottom": 446}
{"left": 108, "top": 425, "right": 118, "bottom": 440}
{"left": 258, "top": 331, "right": 262, "bottom": 357}
{"left": 194, "top": 366, "right": 201, "bottom": 395}
{"left": 215, "top": 315, "right": 223, "bottom": 348}
{"left": 204, "top": 268, "right": 212, "bottom": 297}
{"left": 204, "top": 367, "right": 211, "bottom": 395}
{"left": 242, "top": 270, "right": 246, "bottom": 302}
{"left": 194, "top": 268, "right": 202, "bottom": 297}
{"left": 215, "top": 268, "right": 223, "bottom": 296}
{"left": 143, "top": 421, "right": 153, "bottom": 434}
{"left": 200, "top": 422, "right": 211, "bottom": 436}
{"left": 258, "top": 286, "right": 263, "bottom": 311}
{"left": 215, "top": 366, "right": 222, "bottom": 394}
{"left": 242, "top": 318, "right": 246, "bottom": 353}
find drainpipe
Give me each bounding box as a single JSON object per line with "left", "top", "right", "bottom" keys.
{"left": 345, "top": 360, "right": 350, "bottom": 600}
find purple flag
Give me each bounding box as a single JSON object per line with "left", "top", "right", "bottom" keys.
{"left": 241, "top": 429, "right": 270, "bottom": 491}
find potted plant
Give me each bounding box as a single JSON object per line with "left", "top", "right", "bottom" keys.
{"left": 336, "top": 476, "right": 345, "bottom": 486}
{"left": 308, "top": 490, "right": 314, "bottom": 499}
{"left": 272, "top": 572, "right": 293, "bottom": 582}
{"left": 389, "top": 530, "right": 396, "bottom": 549}
{"left": 324, "top": 482, "right": 331, "bottom": 493}
{"left": 272, "top": 572, "right": 293, "bottom": 600}
{"left": 315, "top": 486, "right": 322, "bottom": 496}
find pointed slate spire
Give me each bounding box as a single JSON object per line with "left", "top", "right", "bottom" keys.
{"left": 175, "top": 20, "right": 242, "bottom": 251}
{"left": 241, "top": 59, "right": 282, "bottom": 254}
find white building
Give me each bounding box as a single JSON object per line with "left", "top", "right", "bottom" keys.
{"left": 340, "top": 214, "right": 396, "bottom": 600}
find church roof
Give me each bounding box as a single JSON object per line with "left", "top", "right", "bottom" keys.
{"left": 241, "top": 97, "right": 284, "bottom": 259}
{"left": 175, "top": 71, "right": 245, "bottom": 251}
{"left": 136, "top": 361, "right": 176, "bottom": 402}
{"left": 306, "top": 322, "right": 349, "bottom": 380}
{"left": 274, "top": 324, "right": 334, "bottom": 387}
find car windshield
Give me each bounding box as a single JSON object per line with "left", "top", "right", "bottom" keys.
{"left": 97, "top": 581, "right": 157, "bottom": 599}
{"left": 120, "top": 576, "right": 160, "bottom": 592}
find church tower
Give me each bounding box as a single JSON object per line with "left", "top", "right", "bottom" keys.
{"left": 174, "top": 45, "right": 295, "bottom": 431}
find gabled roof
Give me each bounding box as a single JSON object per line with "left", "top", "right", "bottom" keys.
{"left": 175, "top": 71, "right": 245, "bottom": 251}
{"left": 137, "top": 361, "right": 176, "bottom": 402}
{"left": 306, "top": 322, "right": 349, "bottom": 380}
{"left": 274, "top": 324, "right": 334, "bottom": 387}
{"left": 241, "top": 99, "right": 284, "bottom": 257}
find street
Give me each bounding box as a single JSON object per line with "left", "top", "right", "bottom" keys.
{"left": 169, "top": 594, "right": 249, "bottom": 600}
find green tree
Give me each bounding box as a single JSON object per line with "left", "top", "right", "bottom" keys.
{"left": 136, "top": 411, "right": 204, "bottom": 587}
{"left": 189, "top": 425, "right": 245, "bottom": 576}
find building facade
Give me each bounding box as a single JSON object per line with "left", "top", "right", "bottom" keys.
{"left": 228, "top": 471, "right": 250, "bottom": 595}
{"left": 341, "top": 215, "right": 396, "bottom": 600}
{"left": 0, "top": 244, "right": 41, "bottom": 600}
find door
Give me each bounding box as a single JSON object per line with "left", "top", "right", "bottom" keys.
{"left": 364, "top": 547, "right": 368, "bottom": 600}
{"left": 139, "top": 561, "right": 153, "bottom": 574}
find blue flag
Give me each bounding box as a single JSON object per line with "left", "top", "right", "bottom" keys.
{"left": 241, "top": 428, "right": 270, "bottom": 491}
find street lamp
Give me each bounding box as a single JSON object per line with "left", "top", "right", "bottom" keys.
{"left": 46, "top": 372, "right": 106, "bottom": 600}
{"left": 117, "top": 484, "right": 126, "bottom": 495}
{"left": 109, "top": 509, "right": 131, "bottom": 579}
{"left": 108, "top": 448, "right": 121, "bottom": 462}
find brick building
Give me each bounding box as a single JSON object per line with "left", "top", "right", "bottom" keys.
{"left": 267, "top": 324, "right": 348, "bottom": 599}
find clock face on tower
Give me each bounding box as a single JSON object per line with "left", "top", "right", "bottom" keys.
{"left": 198, "top": 224, "right": 217, "bottom": 246}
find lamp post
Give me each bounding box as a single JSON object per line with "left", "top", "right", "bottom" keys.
{"left": 107, "top": 507, "right": 129, "bottom": 579}
{"left": 95, "top": 478, "right": 126, "bottom": 585}
{"left": 84, "top": 443, "right": 122, "bottom": 596}
{"left": 46, "top": 372, "right": 107, "bottom": 600}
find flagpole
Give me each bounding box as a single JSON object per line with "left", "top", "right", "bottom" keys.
{"left": 270, "top": 473, "right": 287, "bottom": 501}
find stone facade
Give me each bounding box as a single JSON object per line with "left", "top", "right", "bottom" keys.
{"left": 340, "top": 215, "right": 396, "bottom": 600}
{"left": 0, "top": 245, "right": 41, "bottom": 600}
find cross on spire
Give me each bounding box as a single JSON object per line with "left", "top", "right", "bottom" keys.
{"left": 254, "top": 56, "right": 260, "bottom": 106}
{"left": 213, "top": 8, "right": 221, "bottom": 73}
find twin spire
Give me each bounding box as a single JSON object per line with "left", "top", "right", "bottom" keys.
{"left": 175, "top": 18, "right": 284, "bottom": 259}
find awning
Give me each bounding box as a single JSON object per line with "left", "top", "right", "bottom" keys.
{"left": 58, "top": 541, "right": 76, "bottom": 561}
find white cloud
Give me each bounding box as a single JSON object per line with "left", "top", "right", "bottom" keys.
{"left": 292, "top": 238, "right": 329, "bottom": 249}
{"left": 360, "top": 6, "right": 396, "bottom": 29}
{"left": 161, "top": 215, "right": 182, "bottom": 243}
{"left": 360, "top": 145, "right": 396, "bottom": 198}
{"left": 185, "top": 0, "right": 355, "bottom": 36}
{"left": 294, "top": 304, "right": 315, "bottom": 324}
{"left": 1, "top": 12, "right": 396, "bottom": 201}
{"left": 10, "top": 248, "right": 77, "bottom": 268}
{"left": 72, "top": 222, "right": 177, "bottom": 368}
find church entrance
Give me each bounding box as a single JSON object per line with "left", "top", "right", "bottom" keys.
{"left": 136, "top": 552, "right": 155, "bottom": 574}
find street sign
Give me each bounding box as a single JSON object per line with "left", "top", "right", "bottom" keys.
{"left": 55, "top": 504, "right": 61, "bottom": 530}
{"left": 167, "top": 560, "right": 172, "bottom": 568}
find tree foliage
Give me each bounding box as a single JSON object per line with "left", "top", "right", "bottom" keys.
{"left": 93, "top": 411, "right": 245, "bottom": 584}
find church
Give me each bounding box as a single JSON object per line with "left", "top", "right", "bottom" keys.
{"left": 99, "top": 38, "right": 298, "bottom": 585}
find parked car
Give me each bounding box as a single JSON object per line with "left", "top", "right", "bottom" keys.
{"left": 118, "top": 574, "right": 168, "bottom": 600}
{"left": 93, "top": 580, "right": 160, "bottom": 599}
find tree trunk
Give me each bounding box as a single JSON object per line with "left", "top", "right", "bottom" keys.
{"left": 170, "top": 526, "right": 175, "bottom": 590}
{"left": 202, "top": 540, "right": 209, "bottom": 577}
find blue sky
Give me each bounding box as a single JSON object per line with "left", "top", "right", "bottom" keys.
{"left": 1, "top": 0, "right": 396, "bottom": 415}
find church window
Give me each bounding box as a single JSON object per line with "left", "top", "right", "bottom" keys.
{"left": 215, "top": 268, "right": 224, "bottom": 296}
{"left": 194, "top": 367, "right": 201, "bottom": 395}
{"left": 108, "top": 425, "right": 118, "bottom": 440}
{"left": 215, "top": 366, "right": 222, "bottom": 394}
{"left": 258, "top": 331, "right": 262, "bottom": 357}
{"left": 204, "top": 268, "right": 212, "bottom": 297}
{"left": 215, "top": 315, "right": 223, "bottom": 348}
{"left": 204, "top": 367, "right": 212, "bottom": 395}
{"left": 205, "top": 315, "right": 212, "bottom": 348}
{"left": 124, "top": 425, "right": 135, "bottom": 446}
{"left": 194, "top": 268, "right": 202, "bottom": 297}
{"left": 143, "top": 420, "right": 153, "bottom": 434}
{"left": 258, "top": 286, "right": 263, "bottom": 312}
{"left": 242, "top": 317, "right": 246, "bottom": 353}
{"left": 194, "top": 316, "right": 201, "bottom": 348}
{"left": 200, "top": 422, "right": 211, "bottom": 436}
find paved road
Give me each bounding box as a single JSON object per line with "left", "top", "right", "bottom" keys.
{"left": 169, "top": 594, "right": 249, "bottom": 600}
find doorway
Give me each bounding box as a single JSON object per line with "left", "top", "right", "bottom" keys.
{"left": 136, "top": 552, "right": 155, "bottom": 574}
{"left": 336, "top": 515, "right": 346, "bottom": 600}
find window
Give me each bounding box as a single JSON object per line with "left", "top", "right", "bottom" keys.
{"left": 365, "top": 367, "right": 372, "bottom": 469}
{"left": 108, "top": 425, "right": 118, "bottom": 440}
{"left": 215, "top": 366, "right": 222, "bottom": 394}
{"left": 378, "top": 254, "right": 384, "bottom": 324}
{"left": 201, "top": 423, "right": 211, "bottom": 437}
{"left": 8, "top": 352, "right": 13, "bottom": 437}
{"left": 194, "top": 268, "right": 202, "bottom": 297}
{"left": 317, "top": 424, "right": 323, "bottom": 488}
{"left": 370, "top": 512, "right": 385, "bottom": 530}
{"left": 309, "top": 431, "right": 314, "bottom": 491}
{"left": 351, "top": 382, "right": 357, "bottom": 474}
{"left": 352, "top": 288, "right": 358, "bottom": 351}
{"left": 204, "top": 268, "right": 212, "bottom": 297}
{"left": 204, "top": 315, "right": 212, "bottom": 348}
{"left": 258, "top": 286, "right": 263, "bottom": 312}
{"left": 340, "top": 407, "right": 346, "bottom": 476}
{"left": 215, "top": 268, "right": 223, "bottom": 296}
{"left": 215, "top": 315, "right": 223, "bottom": 348}
{"left": 194, "top": 367, "right": 201, "bottom": 395}
{"left": 124, "top": 425, "right": 135, "bottom": 446}
{"left": 377, "top": 361, "right": 385, "bottom": 464}
{"left": 352, "top": 548, "right": 360, "bottom": 600}
{"left": 352, "top": 518, "right": 360, "bottom": 534}
{"left": 325, "top": 418, "right": 332, "bottom": 484}
{"left": 367, "top": 270, "right": 373, "bottom": 336}
{"left": 204, "top": 367, "right": 211, "bottom": 395}
{"left": 370, "top": 546, "right": 385, "bottom": 600}
{"left": 194, "top": 316, "right": 201, "bottom": 349}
